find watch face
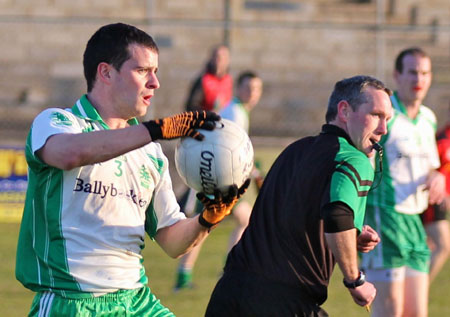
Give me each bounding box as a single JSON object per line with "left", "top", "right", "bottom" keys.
{"left": 343, "top": 271, "right": 366, "bottom": 288}
{"left": 359, "top": 271, "right": 366, "bottom": 282}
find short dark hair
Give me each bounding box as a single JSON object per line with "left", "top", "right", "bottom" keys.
{"left": 83, "top": 23, "right": 159, "bottom": 92}
{"left": 237, "top": 71, "right": 259, "bottom": 87}
{"left": 394, "top": 47, "right": 429, "bottom": 73}
{"left": 325, "top": 75, "right": 392, "bottom": 123}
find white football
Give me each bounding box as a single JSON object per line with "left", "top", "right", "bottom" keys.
{"left": 174, "top": 119, "right": 254, "bottom": 195}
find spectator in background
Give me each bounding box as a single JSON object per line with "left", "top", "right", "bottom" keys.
{"left": 174, "top": 71, "right": 264, "bottom": 291}
{"left": 422, "top": 102, "right": 450, "bottom": 282}
{"left": 185, "top": 45, "right": 233, "bottom": 112}
{"left": 361, "top": 47, "right": 446, "bottom": 317}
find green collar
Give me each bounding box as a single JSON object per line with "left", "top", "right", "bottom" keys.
{"left": 71, "top": 95, "right": 139, "bottom": 130}
{"left": 391, "top": 91, "right": 421, "bottom": 125}
{"left": 232, "top": 97, "right": 249, "bottom": 114}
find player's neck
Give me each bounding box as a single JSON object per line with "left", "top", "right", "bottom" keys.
{"left": 397, "top": 94, "right": 422, "bottom": 119}
{"left": 86, "top": 92, "right": 129, "bottom": 129}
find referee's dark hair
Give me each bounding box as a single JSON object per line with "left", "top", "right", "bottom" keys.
{"left": 325, "top": 75, "right": 392, "bottom": 123}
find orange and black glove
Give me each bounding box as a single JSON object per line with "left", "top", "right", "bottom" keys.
{"left": 143, "top": 111, "right": 220, "bottom": 141}
{"left": 197, "top": 179, "right": 251, "bottom": 228}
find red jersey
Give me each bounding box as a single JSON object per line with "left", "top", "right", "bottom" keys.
{"left": 437, "top": 125, "right": 450, "bottom": 194}
{"left": 201, "top": 73, "right": 233, "bottom": 111}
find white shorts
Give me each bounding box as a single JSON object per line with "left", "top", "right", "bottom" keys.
{"left": 364, "top": 266, "right": 426, "bottom": 282}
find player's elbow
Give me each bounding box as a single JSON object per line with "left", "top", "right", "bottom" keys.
{"left": 58, "top": 159, "right": 80, "bottom": 171}
{"left": 54, "top": 147, "right": 94, "bottom": 170}
{"left": 170, "top": 251, "right": 185, "bottom": 259}
{"left": 39, "top": 134, "right": 91, "bottom": 170}
{"left": 165, "top": 247, "right": 186, "bottom": 259}
{"left": 58, "top": 150, "right": 86, "bottom": 170}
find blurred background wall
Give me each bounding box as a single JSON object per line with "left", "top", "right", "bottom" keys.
{"left": 1, "top": 0, "right": 449, "bottom": 144}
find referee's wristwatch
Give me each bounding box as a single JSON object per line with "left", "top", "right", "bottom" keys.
{"left": 343, "top": 271, "right": 366, "bottom": 288}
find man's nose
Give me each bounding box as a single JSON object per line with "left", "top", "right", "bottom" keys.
{"left": 146, "top": 73, "right": 160, "bottom": 90}
{"left": 378, "top": 118, "right": 388, "bottom": 135}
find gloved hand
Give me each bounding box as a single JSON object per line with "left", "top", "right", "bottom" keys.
{"left": 197, "top": 179, "right": 251, "bottom": 228}
{"left": 143, "top": 111, "right": 220, "bottom": 141}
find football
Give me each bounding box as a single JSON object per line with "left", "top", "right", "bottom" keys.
{"left": 174, "top": 119, "right": 254, "bottom": 195}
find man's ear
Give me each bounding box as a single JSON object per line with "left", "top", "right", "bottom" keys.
{"left": 337, "top": 100, "right": 351, "bottom": 123}
{"left": 97, "top": 62, "right": 113, "bottom": 85}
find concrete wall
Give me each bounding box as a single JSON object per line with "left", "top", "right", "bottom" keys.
{"left": 1, "top": 0, "right": 449, "bottom": 143}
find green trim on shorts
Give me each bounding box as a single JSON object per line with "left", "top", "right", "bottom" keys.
{"left": 361, "top": 205, "right": 430, "bottom": 273}
{"left": 29, "top": 286, "right": 175, "bottom": 317}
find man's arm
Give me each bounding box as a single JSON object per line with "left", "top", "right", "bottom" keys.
{"left": 325, "top": 229, "right": 360, "bottom": 283}
{"left": 427, "top": 169, "right": 446, "bottom": 205}
{"left": 155, "top": 215, "right": 209, "bottom": 258}
{"left": 325, "top": 230, "right": 377, "bottom": 307}
{"left": 155, "top": 180, "right": 250, "bottom": 258}
{"left": 38, "top": 111, "right": 220, "bottom": 170}
{"left": 38, "top": 125, "right": 150, "bottom": 170}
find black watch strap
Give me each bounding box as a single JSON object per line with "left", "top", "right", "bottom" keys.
{"left": 343, "top": 271, "right": 366, "bottom": 288}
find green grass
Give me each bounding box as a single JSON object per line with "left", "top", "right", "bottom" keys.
{"left": 3, "top": 220, "right": 450, "bottom": 316}
{"left": 2, "top": 146, "right": 450, "bottom": 316}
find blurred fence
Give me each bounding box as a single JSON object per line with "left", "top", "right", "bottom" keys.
{"left": 1, "top": 1, "right": 450, "bottom": 223}
{"left": 1, "top": 1, "right": 450, "bottom": 147}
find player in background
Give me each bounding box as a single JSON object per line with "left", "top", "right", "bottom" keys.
{"left": 173, "top": 44, "right": 233, "bottom": 291}
{"left": 360, "top": 47, "right": 446, "bottom": 317}
{"left": 15, "top": 23, "right": 249, "bottom": 316}
{"left": 206, "top": 75, "right": 391, "bottom": 316}
{"left": 174, "top": 71, "right": 264, "bottom": 291}
{"left": 185, "top": 45, "right": 233, "bottom": 112}
{"left": 422, "top": 102, "right": 450, "bottom": 282}
{"left": 220, "top": 71, "right": 264, "bottom": 249}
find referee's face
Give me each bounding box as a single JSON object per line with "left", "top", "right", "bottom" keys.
{"left": 346, "top": 87, "right": 392, "bottom": 157}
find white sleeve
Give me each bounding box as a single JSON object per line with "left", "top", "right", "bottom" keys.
{"left": 31, "top": 108, "right": 82, "bottom": 154}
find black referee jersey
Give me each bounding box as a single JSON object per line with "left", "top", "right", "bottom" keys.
{"left": 224, "top": 124, "right": 374, "bottom": 305}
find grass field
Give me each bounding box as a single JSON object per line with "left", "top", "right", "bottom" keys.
{"left": 2, "top": 146, "right": 450, "bottom": 316}
{"left": 2, "top": 221, "right": 450, "bottom": 316}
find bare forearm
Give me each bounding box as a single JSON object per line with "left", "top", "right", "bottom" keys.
{"left": 39, "top": 125, "right": 151, "bottom": 170}
{"left": 155, "top": 216, "right": 210, "bottom": 258}
{"left": 325, "top": 229, "right": 359, "bottom": 281}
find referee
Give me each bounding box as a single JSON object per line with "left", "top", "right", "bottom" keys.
{"left": 206, "top": 75, "right": 392, "bottom": 316}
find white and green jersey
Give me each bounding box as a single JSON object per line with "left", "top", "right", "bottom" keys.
{"left": 220, "top": 97, "right": 249, "bottom": 133}
{"left": 16, "top": 95, "right": 185, "bottom": 298}
{"left": 367, "top": 92, "right": 439, "bottom": 215}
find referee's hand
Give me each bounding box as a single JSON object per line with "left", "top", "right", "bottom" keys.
{"left": 357, "top": 225, "right": 380, "bottom": 253}
{"left": 348, "top": 281, "right": 376, "bottom": 307}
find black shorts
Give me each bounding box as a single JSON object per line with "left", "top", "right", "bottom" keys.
{"left": 421, "top": 201, "right": 448, "bottom": 225}
{"left": 205, "top": 270, "right": 328, "bottom": 317}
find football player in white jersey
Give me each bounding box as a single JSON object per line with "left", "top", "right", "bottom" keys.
{"left": 15, "top": 23, "right": 248, "bottom": 316}
{"left": 361, "top": 47, "right": 446, "bottom": 317}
